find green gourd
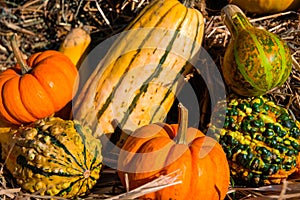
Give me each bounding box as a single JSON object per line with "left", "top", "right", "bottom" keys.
{"left": 211, "top": 96, "right": 300, "bottom": 186}
{"left": 222, "top": 4, "right": 292, "bottom": 96}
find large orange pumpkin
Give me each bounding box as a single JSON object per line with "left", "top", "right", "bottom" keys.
{"left": 0, "top": 35, "right": 78, "bottom": 124}
{"left": 117, "top": 104, "right": 230, "bottom": 200}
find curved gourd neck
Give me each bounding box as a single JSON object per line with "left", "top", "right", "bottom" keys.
{"left": 222, "top": 4, "right": 253, "bottom": 38}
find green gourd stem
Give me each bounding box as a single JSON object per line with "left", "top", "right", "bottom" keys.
{"left": 182, "top": 0, "right": 194, "bottom": 8}
{"left": 175, "top": 103, "right": 188, "bottom": 145}
{"left": 221, "top": 4, "right": 253, "bottom": 38}
{"left": 11, "top": 34, "right": 31, "bottom": 74}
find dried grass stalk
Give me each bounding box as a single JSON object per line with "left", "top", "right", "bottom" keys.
{"left": 104, "top": 170, "right": 182, "bottom": 200}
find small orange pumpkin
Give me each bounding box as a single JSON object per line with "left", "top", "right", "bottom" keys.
{"left": 0, "top": 35, "right": 79, "bottom": 124}
{"left": 117, "top": 104, "right": 230, "bottom": 200}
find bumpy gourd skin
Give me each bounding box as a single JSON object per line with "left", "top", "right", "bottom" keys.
{"left": 211, "top": 96, "right": 300, "bottom": 186}
{"left": 0, "top": 117, "right": 102, "bottom": 198}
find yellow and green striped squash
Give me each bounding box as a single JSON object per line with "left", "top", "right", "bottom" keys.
{"left": 222, "top": 5, "right": 292, "bottom": 96}
{"left": 0, "top": 117, "right": 102, "bottom": 198}
{"left": 73, "top": 0, "right": 205, "bottom": 148}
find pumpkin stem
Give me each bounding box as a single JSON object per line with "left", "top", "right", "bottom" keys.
{"left": 176, "top": 103, "right": 188, "bottom": 145}
{"left": 10, "top": 34, "right": 31, "bottom": 74}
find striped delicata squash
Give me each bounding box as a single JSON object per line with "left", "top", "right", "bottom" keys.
{"left": 73, "top": 0, "right": 205, "bottom": 148}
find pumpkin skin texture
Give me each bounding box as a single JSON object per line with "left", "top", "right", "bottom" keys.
{"left": 0, "top": 50, "right": 78, "bottom": 125}
{"left": 222, "top": 5, "right": 292, "bottom": 96}
{"left": 229, "top": 0, "right": 300, "bottom": 14}
{"left": 0, "top": 117, "right": 102, "bottom": 198}
{"left": 117, "top": 118, "right": 230, "bottom": 199}
{"left": 73, "top": 0, "right": 205, "bottom": 148}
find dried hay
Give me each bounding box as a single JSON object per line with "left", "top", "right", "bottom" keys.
{"left": 0, "top": 0, "right": 300, "bottom": 199}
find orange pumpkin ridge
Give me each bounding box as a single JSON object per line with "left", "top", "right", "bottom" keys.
{"left": 117, "top": 103, "right": 230, "bottom": 200}
{"left": 0, "top": 34, "right": 79, "bottom": 125}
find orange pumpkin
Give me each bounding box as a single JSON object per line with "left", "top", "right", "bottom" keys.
{"left": 0, "top": 35, "right": 79, "bottom": 124}
{"left": 117, "top": 104, "right": 230, "bottom": 200}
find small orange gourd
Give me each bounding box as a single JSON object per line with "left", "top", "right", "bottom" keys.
{"left": 0, "top": 35, "right": 79, "bottom": 125}
{"left": 117, "top": 104, "right": 230, "bottom": 200}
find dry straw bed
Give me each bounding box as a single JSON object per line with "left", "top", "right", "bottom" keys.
{"left": 0, "top": 0, "right": 300, "bottom": 199}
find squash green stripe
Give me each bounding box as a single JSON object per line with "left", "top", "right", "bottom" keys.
{"left": 118, "top": 7, "right": 189, "bottom": 128}
{"left": 75, "top": 123, "right": 88, "bottom": 169}
{"left": 149, "top": 67, "right": 183, "bottom": 124}
{"left": 264, "top": 31, "right": 287, "bottom": 87}
{"left": 88, "top": 146, "right": 101, "bottom": 171}
{"left": 95, "top": 4, "right": 179, "bottom": 124}
{"left": 103, "top": 0, "right": 168, "bottom": 56}
{"left": 76, "top": 179, "right": 88, "bottom": 196}
{"left": 149, "top": 11, "right": 201, "bottom": 123}
{"left": 92, "top": 148, "right": 101, "bottom": 169}
{"left": 235, "top": 30, "right": 273, "bottom": 91}
{"left": 40, "top": 130, "right": 86, "bottom": 171}
{"left": 125, "top": 0, "right": 164, "bottom": 30}
{"left": 68, "top": 162, "right": 101, "bottom": 197}
{"left": 47, "top": 157, "right": 83, "bottom": 174}
{"left": 231, "top": 13, "right": 252, "bottom": 34}
{"left": 56, "top": 177, "right": 86, "bottom": 196}
{"left": 16, "top": 155, "right": 82, "bottom": 177}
